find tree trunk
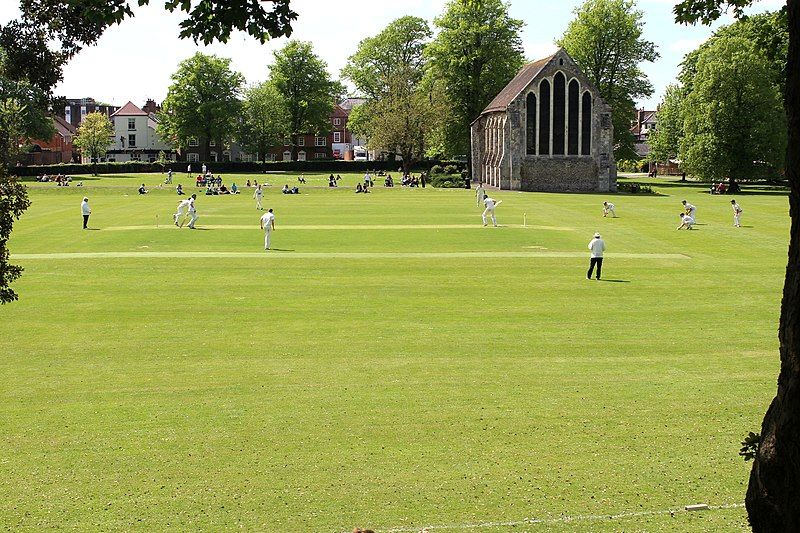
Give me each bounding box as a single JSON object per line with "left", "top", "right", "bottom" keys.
{"left": 745, "top": 1, "right": 800, "bottom": 530}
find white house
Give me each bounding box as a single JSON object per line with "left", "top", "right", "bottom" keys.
{"left": 101, "top": 101, "right": 175, "bottom": 163}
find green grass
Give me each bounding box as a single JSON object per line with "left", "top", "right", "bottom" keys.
{"left": 1, "top": 172, "right": 788, "bottom": 531}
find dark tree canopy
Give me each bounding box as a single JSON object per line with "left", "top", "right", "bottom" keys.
{"left": 675, "top": 1, "right": 799, "bottom": 531}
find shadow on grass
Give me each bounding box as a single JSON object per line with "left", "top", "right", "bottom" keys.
{"left": 598, "top": 279, "right": 630, "bottom": 283}
{"left": 268, "top": 248, "right": 295, "bottom": 252}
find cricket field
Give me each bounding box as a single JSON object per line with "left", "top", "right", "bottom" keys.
{"left": 0, "top": 172, "right": 789, "bottom": 531}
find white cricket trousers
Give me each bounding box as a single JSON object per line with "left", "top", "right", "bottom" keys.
{"left": 734, "top": 214, "right": 741, "bottom": 227}
{"left": 264, "top": 227, "right": 272, "bottom": 249}
{"left": 482, "top": 207, "right": 497, "bottom": 226}
{"left": 174, "top": 206, "right": 185, "bottom": 224}
{"left": 255, "top": 196, "right": 263, "bottom": 209}
{"left": 187, "top": 210, "right": 198, "bottom": 228}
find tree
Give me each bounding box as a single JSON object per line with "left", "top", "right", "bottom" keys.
{"left": 680, "top": 35, "right": 786, "bottom": 181}
{"left": 674, "top": 0, "right": 798, "bottom": 530}
{"left": 341, "top": 16, "right": 432, "bottom": 100}
{"left": 342, "top": 17, "right": 438, "bottom": 173}
{"left": 647, "top": 84, "right": 684, "bottom": 164}
{"left": 73, "top": 112, "right": 114, "bottom": 173}
{"left": 237, "top": 81, "right": 290, "bottom": 162}
{"left": 158, "top": 53, "right": 244, "bottom": 161}
{"left": 557, "top": 0, "right": 660, "bottom": 161}
{"left": 270, "top": 41, "right": 343, "bottom": 160}
{"left": 426, "top": 0, "right": 525, "bottom": 165}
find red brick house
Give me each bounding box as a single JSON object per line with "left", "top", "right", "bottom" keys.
{"left": 24, "top": 115, "right": 77, "bottom": 165}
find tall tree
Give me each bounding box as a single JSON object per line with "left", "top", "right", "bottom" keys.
{"left": 680, "top": 35, "right": 786, "bottom": 181}
{"left": 270, "top": 41, "right": 343, "bottom": 160}
{"left": 341, "top": 16, "right": 432, "bottom": 100}
{"left": 557, "top": 0, "right": 659, "bottom": 161}
{"left": 647, "top": 84, "right": 684, "bottom": 164}
{"left": 73, "top": 112, "right": 115, "bottom": 174}
{"left": 237, "top": 81, "right": 290, "bottom": 163}
{"left": 675, "top": 0, "right": 798, "bottom": 529}
{"left": 159, "top": 53, "right": 245, "bottom": 161}
{"left": 342, "top": 16, "right": 437, "bottom": 173}
{"left": 426, "top": 0, "right": 524, "bottom": 166}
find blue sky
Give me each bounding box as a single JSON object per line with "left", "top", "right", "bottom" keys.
{"left": 0, "top": 0, "right": 785, "bottom": 110}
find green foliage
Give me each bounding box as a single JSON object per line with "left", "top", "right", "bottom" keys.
{"left": 557, "top": 0, "right": 659, "bottom": 161}
{"left": 237, "top": 81, "right": 289, "bottom": 162}
{"left": 617, "top": 159, "right": 648, "bottom": 173}
{"left": 443, "top": 164, "right": 459, "bottom": 175}
{"left": 739, "top": 431, "right": 761, "bottom": 462}
{"left": 426, "top": 0, "right": 525, "bottom": 158}
{"left": 158, "top": 53, "right": 244, "bottom": 155}
{"left": 430, "top": 164, "right": 444, "bottom": 175}
{"left": 341, "top": 16, "right": 432, "bottom": 100}
{"left": 270, "top": 41, "right": 343, "bottom": 158}
{"left": 342, "top": 18, "right": 441, "bottom": 174}
{"left": 680, "top": 35, "right": 786, "bottom": 181}
{"left": 74, "top": 112, "right": 114, "bottom": 168}
{"left": 616, "top": 181, "right": 653, "bottom": 193}
{"left": 648, "top": 84, "right": 685, "bottom": 164}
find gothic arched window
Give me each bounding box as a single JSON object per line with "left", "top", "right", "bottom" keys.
{"left": 526, "top": 92, "right": 537, "bottom": 155}
{"left": 568, "top": 80, "right": 580, "bottom": 155}
{"left": 581, "top": 92, "right": 592, "bottom": 156}
{"left": 538, "top": 79, "right": 551, "bottom": 156}
{"left": 553, "top": 72, "right": 566, "bottom": 155}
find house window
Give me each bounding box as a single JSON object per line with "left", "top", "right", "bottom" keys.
{"left": 315, "top": 152, "right": 326, "bottom": 159}
{"left": 65, "top": 106, "right": 72, "bottom": 123}
{"left": 187, "top": 153, "right": 199, "bottom": 162}
{"left": 80, "top": 106, "right": 87, "bottom": 116}
{"left": 210, "top": 151, "right": 218, "bottom": 162}
{"left": 209, "top": 140, "right": 216, "bottom": 147}
{"left": 568, "top": 79, "right": 580, "bottom": 155}
{"left": 148, "top": 155, "right": 157, "bottom": 163}
{"left": 538, "top": 79, "right": 551, "bottom": 156}
{"left": 283, "top": 136, "right": 291, "bottom": 146}
{"left": 581, "top": 92, "right": 592, "bottom": 156}
{"left": 130, "top": 153, "right": 141, "bottom": 161}
{"left": 333, "top": 118, "right": 341, "bottom": 126}
{"left": 223, "top": 151, "right": 231, "bottom": 162}
{"left": 297, "top": 150, "right": 306, "bottom": 162}
{"left": 188, "top": 138, "right": 198, "bottom": 147}
{"left": 333, "top": 132, "right": 341, "bottom": 143}
{"left": 267, "top": 153, "right": 276, "bottom": 161}
{"left": 553, "top": 72, "right": 566, "bottom": 156}
{"left": 128, "top": 118, "right": 136, "bottom": 130}
{"left": 128, "top": 134, "right": 136, "bottom": 147}
{"left": 526, "top": 92, "right": 536, "bottom": 155}
{"left": 315, "top": 136, "right": 326, "bottom": 147}
{"left": 298, "top": 137, "right": 305, "bottom": 147}
{"left": 282, "top": 150, "right": 291, "bottom": 161}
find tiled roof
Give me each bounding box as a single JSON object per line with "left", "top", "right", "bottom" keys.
{"left": 481, "top": 53, "right": 556, "bottom": 115}
{"left": 111, "top": 101, "right": 148, "bottom": 117}
{"left": 53, "top": 115, "right": 77, "bottom": 135}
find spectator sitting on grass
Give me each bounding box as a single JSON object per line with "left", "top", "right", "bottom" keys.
{"left": 356, "top": 183, "right": 363, "bottom": 193}
{"left": 138, "top": 183, "right": 147, "bottom": 194}
{"left": 176, "top": 184, "right": 184, "bottom": 195}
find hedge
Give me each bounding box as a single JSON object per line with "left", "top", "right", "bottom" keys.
{"left": 12, "top": 159, "right": 468, "bottom": 177}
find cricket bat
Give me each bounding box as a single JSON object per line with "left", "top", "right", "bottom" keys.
{"left": 495, "top": 200, "right": 503, "bottom": 207}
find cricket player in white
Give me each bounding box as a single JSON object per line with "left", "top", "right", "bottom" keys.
{"left": 482, "top": 196, "right": 499, "bottom": 227}
{"left": 253, "top": 184, "right": 264, "bottom": 210}
{"left": 587, "top": 232, "right": 605, "bottom": 280}
{"left": 731, "top": 199, "right": 743, "bottom": 227}
{"left": 81, "top": 197, "right": 91, "bottom": 229}
{"left": 602, "top": 201, "right": 616, "bottom": 217}
{"left": 677, "top": 212, "right": 695, "bottom": 230}
{"left": 174, "top": 198, "right": 190, "bottom": 226}
{"left": 682, "top": 200, "right": 697, "bottom": 221}
{"left": 186, "top": 194, "right": 198, "bottom": 229}
{"left": 476, "top": 183, "right": 486, "bottom": 207}
{"left": 260, "top": 208, "right": 276, "bottom": 250}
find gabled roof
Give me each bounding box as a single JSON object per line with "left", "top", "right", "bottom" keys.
{"left": 339, "top": 97, "right": 367, "bottom": 111}
{"left": 53, "top": 115, "right": 77, "bottom": 136}
{"left": 111, "top": 101, "right": 148, "bottom": 117}
{"left": 481, "top": 53, "right": 557, "bottom": 115}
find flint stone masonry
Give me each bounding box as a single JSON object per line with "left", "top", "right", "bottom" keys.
{"left": 471, "top": 48, "right": 616, "bottom": 193}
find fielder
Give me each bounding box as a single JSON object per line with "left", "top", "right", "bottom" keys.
{"left": 253, "top": 184, "right": 264, "bottom": 210}
{"left": 602, "top": 201, "right": 616, "bottom": 217}
{"left": 587, "top": 232, "right": 606, "bottom": 280}
{"left": 482, "top": 196, "right": 501, "bottom": 227}
{"left": 476, "top": 183, "right": 486, "bottom": 207}
{"left": 681, "top": 200, "right": 697, "bottom": 222}
{"left": 260, "top": 208, "right": 276, "bottom": 250}
{"left": 186, "top": 194, "right": 198, "bottom": 229}
{"left": 731, "top": 199, "right": 743, "bottom": 227}
{"left": 81, "top": 197, "right": 91, "bottom": 229}
{"left": 174, "top": 197, "right": 191, "bottom": 226}
{"left": 677, "top": 212, "right": 695, "bottom": 230}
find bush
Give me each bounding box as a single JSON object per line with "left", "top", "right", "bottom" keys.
{"left": 12, "top": 159, "right": 462, "bottom": 177}
{"left": 617, "top": 181, "right": 653, "bottom": 194}
{"left": 429, "top": 174, "right": 463, "bottom": 188}
{"left": 443, "top": 164, "right": 459, "bottom": 175}
{"left": 431, "top": 165, "right": 444, "bottom": 175}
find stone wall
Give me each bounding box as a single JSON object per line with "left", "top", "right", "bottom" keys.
{"left": 519, "top": 157, "right": 600, "bottom": 192}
